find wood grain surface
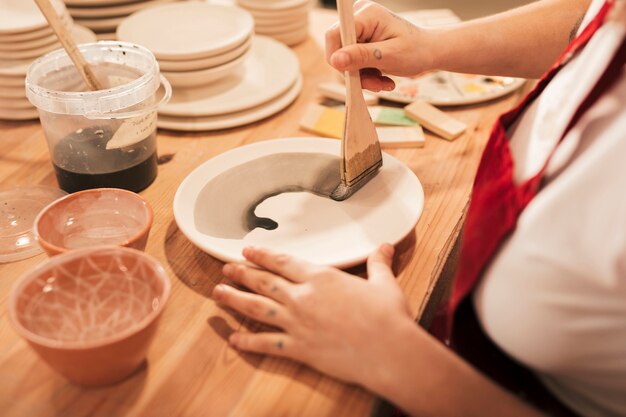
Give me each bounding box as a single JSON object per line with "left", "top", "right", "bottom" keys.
{"left": 0, "top": 9, "right": 529, "bottom": 417}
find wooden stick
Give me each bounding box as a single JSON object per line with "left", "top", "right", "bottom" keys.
{"left": 331, "top": 0, "right": 382, "bottom": 200}
{"left": 33, "top": 0, "right": 103, "bottom": 91}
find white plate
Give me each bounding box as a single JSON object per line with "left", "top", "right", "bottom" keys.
{"left": 0, "top": 0, "right": 67, "bottom": 34}
{"left": 0, "top": 33, "right": 57, "bottom": 52}
{"left": 173, "top": 137, "right": 424, "bottom": 268}
{"left": 74, "top": 15, "right": 126, "bottom": 32}
{"left": 158, "top": 35, "right": 251, "bottom": 72}
{"left": 266, "top": 25, "right": 308, "bottom": 46}
{"left": 0, "top": 41, "right": 61, "bottom": 60}
{"left": 0, "top": 75, "right": 26, "bottom": 87}
{"left": 66, "top": 0, "right": 145, "bottom": 6}
{"left": 116, "top": 2, "right": 254, "bottom": 61}
{"left": 255, "top": 19, "right": 305, "bottom": 34}
{"left": 162, "top": 48, "right": 249, "bottom": 88}
{"left": 157, "top": 74, "right": 301, "bottom": 131}
{"left": 0, "top": 106, "right": 38, "bottom": 120}
{"left": 246, "top": 6, "right": 308, "bottom": 20}
{"left": 0, "top": 85, "right": 26, "bottom": 99}
{"left": 159, "top": 36, "right": 299, "bottom": 117}
{"left": 237, "top": 0, "right": 309, "bottom": 11}
{"left": 0, "top": 96, "right": 33, "bottom": 109}
{"left": 67, "top": 0, "right": 177, "bottom": 18}
{"left": 378, "top": 71, "right": 526, "bottom": 106}
{"left": 0, "top": 25, "right": 96, "bottom": 77}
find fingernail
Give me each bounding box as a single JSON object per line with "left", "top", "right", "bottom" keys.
{"left": 213, "top": 284, "right": 225, "bottom": 300}
{"left": 332, "top": 51, "right": 350, "bottom": 68}
{"left": 381, "top": 244, "right": 395, "bottom": 257}
{"left": 242, "top": 246, "right": 255, "bottom": 258}
{"left": 223, "top": 263, "right": 234, "bottom": 276}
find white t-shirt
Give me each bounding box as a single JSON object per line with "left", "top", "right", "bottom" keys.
{"left": 472, "top": 1, "right": 626, "bottom": 416}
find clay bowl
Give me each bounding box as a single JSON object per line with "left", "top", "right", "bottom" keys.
{"left": 34, "top": 188, "right": 153, "bottom": 257}
{"left": 7, "top": 246, "right": 171, "bottom": 386}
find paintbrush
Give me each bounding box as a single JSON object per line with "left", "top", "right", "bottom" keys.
{"left": 330, "top": 0, "right": 383, "bottom": 201}
{"left": 33, "top": 0, "right": 103, "bottom": 91}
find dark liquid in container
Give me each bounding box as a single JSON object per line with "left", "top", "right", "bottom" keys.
{"left": 52, "top": 126, "right": 158, "bottom": 193}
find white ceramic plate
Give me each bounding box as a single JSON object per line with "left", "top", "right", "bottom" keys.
{"left": 157, "top": 74, "right": 301, "bottom": 131}
{"left": 173, "top": 137, "right": 424, "bottom": 268}
{"left": 158, "top": 35, "right": 251, "bottom": 72}
{"left": 0, "top": 33, "right": 57, "bottom": 52}
{"left": 378, "top": 71, "right": 526, "bottom": 106}
{"left": 0, "top": 25, "right": 96, "bottom": 77}
{"left": 116, "top": 2, "right": 254, "bottom": 61}
{"left": 237, "top": 0, "right": 309, "bottom": 11}
{"left": 0, "top": 106, "right": 38, "bottom": 120}
{"left": 159, "top": 36, "right": 299, "bottom": 117}
{"left": 0, "top": 41, "right": 61, "bottom": 60}
{"left": 75, "top": 15, "right": 126, "bottom": 32}
{"left": 67, "top": 0, "right": 177, "bottom": 18}
{"left": 162, "top": 48, "right": 249, "bottom": 88}
{"left": 267, "top": 25, "right": 309, "bottom": 46}
{"left": 255, "top": 19, "right": 305, "bottom": 34}
{"left": 66, "top": 0, "right": 145, "bottom": 6}
{"left": 0, "top": 0, "right": 67, "bottom": 34}
{"left": 0, "top": 96, "right": 33, "bottom": 109}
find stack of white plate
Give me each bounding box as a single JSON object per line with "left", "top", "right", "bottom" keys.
{"left": 235, "top": 0, "right": 311, "bottom": 46}
{"left": 64, "top": 0, "right": 182, "bottom": 40}
{"left": 117, "top": 1, "right": 254, "bottom": 89}
{"left": 156, "top": 35, "right": 302, "bottom": 131}
{"left": 0, "top": 0, "right": 97, "bottom": 121}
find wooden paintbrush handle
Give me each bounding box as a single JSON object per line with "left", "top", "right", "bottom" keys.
{"left": 336, "top": 0, "right": 363, "bottom": 96}
{"left": 33, "top": 0, "right": 103, "bottom": 91}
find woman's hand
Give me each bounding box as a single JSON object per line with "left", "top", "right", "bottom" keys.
{"left": 212, "top": 244, "right": 415, "bottom": 389}
{"left": 325, "top": 0, "right": 435, "bottom": 91}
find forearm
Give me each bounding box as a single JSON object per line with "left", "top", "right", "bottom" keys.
{"left": 424, "top": 0, "right": 591, "bottom": 78}
{"left": 366, "top": 320, "right": 545, "bottom": 417}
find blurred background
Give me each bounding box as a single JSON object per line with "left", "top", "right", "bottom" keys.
{"left": 322, "top": 0, "right": 535, "bottom": 20}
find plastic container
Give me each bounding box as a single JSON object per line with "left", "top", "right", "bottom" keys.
{"left": 25, "top": 42, "right": 171, "bottom": 193}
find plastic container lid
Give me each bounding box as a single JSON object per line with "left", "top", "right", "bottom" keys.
{"left": 25, "top": 41, "right": 160, "bottom": 117}
{"left": 0, "top": 186, "right": 67, "bottom": 262}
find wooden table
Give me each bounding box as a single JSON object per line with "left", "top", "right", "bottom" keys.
{"left": 0, "top": 9, "right": 529, "bottom": 417}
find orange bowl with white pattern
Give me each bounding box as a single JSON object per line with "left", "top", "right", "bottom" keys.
{"left": 7, "top": 246, "right": 170, "bottom": 386}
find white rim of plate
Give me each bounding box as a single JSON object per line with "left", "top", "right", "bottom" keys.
{"left": 0, "top": 106, "right": 39, "bottom": 120}
{"left": 67, "top": 0, "right": 177, "bottom": 19}
{"left": 0, "top": 25, "right": 96, "bottom": 77}
{"left": 65, "top": 0, "right": 145, "bottom": 7}
{"left": 0, "top": 0, "right": 67, "bottom": 34}
{"left": 172, "top": 137, "right": 424, "bottom": 268}
{"left": 0, "top": 33, "right": 57, "bottom": 52}
{"left": 158, "top": 35, "right": 252, "bottom": 72}
{"left": 157, "top": 74, "right": 302, "bottom": 131}
{"left": 237, "top": 0, "right": 309, "bottom": 11}
{"left": 162, "top": 49, "right": 249, "bottom": 88}
{"left": 378, "top": 73, "right": 526, "bottom": 106}
{"left": 159, "top": 36, "right": 300, "bottom": 117}
{"left": 116, "top": 2, "right": 254, "bottom": 61}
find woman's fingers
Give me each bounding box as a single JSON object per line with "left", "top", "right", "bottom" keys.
{"left": 360, "top": 68, "right": 395, "bottom": 92}
{"left": 242, "top": 247, "right": 322, "bottom": 283}
{"left": 366, "top": 244, "right": 396, "bottom": 284}
{"left": 223, "top": 263, "right": 293, "bottom": 304}
{"left": 213, "top": 284, "right": 293, "bottom": 330}
{"left": 229, "top": 331, "right": 299, "bottom": 360}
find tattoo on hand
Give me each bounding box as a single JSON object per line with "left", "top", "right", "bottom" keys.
{"left": 267, "top": 308, "right": 277, "bottom": 317}
{"left": 276, "top": 339, "right": 284, "bottom": 349}
{"left": 374, "top": 48, "right": 382, "bottom": 60}
{"left": 271, "top": 285, "right": 278, "bottom": 293}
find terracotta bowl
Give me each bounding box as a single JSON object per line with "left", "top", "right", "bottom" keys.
{"left": 34, "top": 188, "right": 153, "bottom": 257}
{"left": 7, "top": 246, "right": 170, "bottom": 386}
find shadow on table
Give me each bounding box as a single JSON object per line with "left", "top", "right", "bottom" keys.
{"left": 164, "top": 220, "right": 224, "bottom": 299}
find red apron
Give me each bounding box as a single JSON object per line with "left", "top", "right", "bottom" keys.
{"left": 449, "top": 0, "right": 623, "bottom": 327}
{"left": 434, "top": 1, "right": 625, "bottom": 415}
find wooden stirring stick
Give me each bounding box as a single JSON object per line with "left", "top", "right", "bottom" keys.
{"left": 33, "top": 0, "right": 103, "bottom": 91}
{"left": 330, "top": 0, "right": 383, "bottom": 201}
